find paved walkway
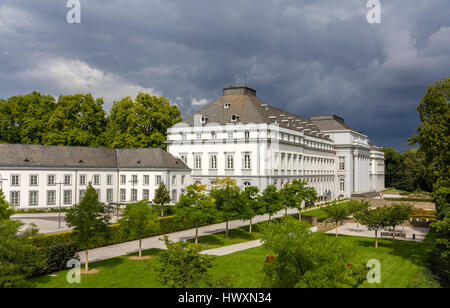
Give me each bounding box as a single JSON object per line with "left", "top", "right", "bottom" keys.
{"left": 77, "top": 204, "right": 330, "bottom": 264}
{"left": 326, "top": 222, "right": 430, "bottom": 242}
{"left": 201, "top": 240, "right": 264, "bottom": 256}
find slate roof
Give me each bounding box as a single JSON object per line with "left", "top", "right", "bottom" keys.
{"left": 0, "top": 144, "right": 189, "bottom": 170}
{"left": 310, "top": 115, "right": 358, "bottom": 132}
{"left": 182, "top": 85, "right": 331, "bottom": 141}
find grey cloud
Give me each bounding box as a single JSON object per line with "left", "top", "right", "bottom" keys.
{"left": 0, "top": 0, "right": 449, "bottom": 151}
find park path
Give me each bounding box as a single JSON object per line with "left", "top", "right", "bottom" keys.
{"left": 78, "top": 204, "right": 327, "bottom": 264}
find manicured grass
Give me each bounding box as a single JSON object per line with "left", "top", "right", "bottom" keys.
{"left": 186, "top": 224, "right": 264, "bottom": 249}
{"left": 301, "top": 208, "right": 329, "bottom": 221}
{"left": 31, "top": 231, "right": 438, "bottom": 288}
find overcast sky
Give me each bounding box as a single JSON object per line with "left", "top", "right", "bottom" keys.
{"left": 1, "top": 0, "right": 449, "bottom": 151}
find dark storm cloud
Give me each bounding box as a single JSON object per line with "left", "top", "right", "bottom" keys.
{"left": 0, "top": 0, "right": 449, "bottom": 151}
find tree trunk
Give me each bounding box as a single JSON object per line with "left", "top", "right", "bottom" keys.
{"left": 298, "top": 209, "right": 302, "bottom": 221}
{"left": 392, "top": 226, "right": 396, "bottom": 242}
{"left": 139, "top": 238, "right": 142, "bottom": 258}
{"left": 356, "top": 222, "right": 359, "bottom": 232}
{"left": 285, "top": 207, "right": 288, "bottom": 216}
{"left": 85, "top": 249, "right": 89, "bottom": 273}
{"left": 336, "top": 222, "right": 339, "bottom": 238}
{"left": 225, "top": 221, "right": 229, "bottom": 239}
{"left": 375, "top": 230, "right": 378, "bottom": 248}
{"left": 161, "top": 205, "right": 164, "bottom": 217}
{"left": 195, "top": 227, "right": 199, "bottom": 244}
{"left": 249, "top": 218, "right": 253, "bottom": 233}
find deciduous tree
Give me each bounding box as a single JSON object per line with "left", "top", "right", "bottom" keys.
{"left": 153, "top": 182, "right": 171, "bottom": 217}
{"left": 65, "top": 183, "right": 109, "bottom": 273}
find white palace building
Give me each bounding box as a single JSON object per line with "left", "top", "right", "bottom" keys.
{"left": 0, "top": 85, "right": 384, "bottom": 209}
{"left": 167, "top": 85, "right": 385, "bottom": 201}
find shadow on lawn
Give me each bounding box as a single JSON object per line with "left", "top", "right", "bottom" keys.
{"left": 346, "top": 234, "right": 433, "bottom": 268}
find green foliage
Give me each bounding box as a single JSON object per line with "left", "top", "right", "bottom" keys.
{"left": 0, "top": 220, "right": 43, "bottom": 288}
{"left": 280, "top": 179, "right": 317, "bottom": 214}
{"left": 153, "top": 182, "right": 171, "bottom": 216}
{"left": 323, "top": 202, "right": 350, "bottom": 224}
{"left": 65, "top": 183, "right": 109, "bottom": 251}
{"left": 119, "top": 201, "right": 159, "bottom": 256}
{"left": 258, "top": 185, "right": 283, "bottom": 220}
{"left": 0, "top": 189, "right": 14, "bottom": 221}
{"left": 174, "top": 184, "right": 218, "bottom": 243}
{"left": 104, "top": 93, "right": 182, "bottom": 150}
{"left": 156, "top": 236, "right": 233, "bottom": 288}
{"left": 260, "top": 216, "right": 366, "bottom": 288}
{"left": 210, "top": 178, "right": 243, "bottom": 237}
{"left": 409, "top": 77, "right": 449, "bottom": 188}
{"left": 359, "top": 207, "right": 391, "bottom": 247}
{"left": 0, "top": 91, "right": 181, "bottom": 149}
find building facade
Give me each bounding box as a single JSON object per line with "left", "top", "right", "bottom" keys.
{"left": 167, "top": 85, "right": 384, "bottom": 199}
{"left": 0, "top": 144, "right": 190, "bottom": 209}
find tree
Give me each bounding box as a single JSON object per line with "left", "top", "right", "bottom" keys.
{"left": 119, "top": 201, "right": 160, "bottom": 258}
{"left": 281, "top": 179, "right": 317, "bottom": 221}
{"left": 104, "top": 93, "right": 182, "bottom": 150}
{"left": 153, "top": 182, "right": 171, "bottom": 217}
{"left": 258, "top": 185, "right": 283, "bottom": 221}
{"left": 260, "top": 216, "right": 367, "bottom": 288}
{"left": 174, "top": 184, "right": 217, "bottom": 244}
{"left": 384, "top": 203, "right": 412, "bottom": 240}
{"left": 43, "top": 94, "right": 107, "bottom": 147}
{"left": 239, "top": 186, "right": 262, "bottom": 233}
{"left": 0, "top": 189, "right": 14, "bottom": 221}
{"left": 65, "top": 183, "right": 109, "bottom": 273}
{"left": 348, "top": 199, "right": 370, "bottom": 232}
{"left": 210, "top": 178, "right": 242, "bottom": 238}
{"left": 323, "top": 202, "right": 350, "bottom": 238}
{"left": 381, "top": 147, "right": 405, "bottom": 189}
{"left": 359, "top": 207, "right": 390, "bottom": 248}
{"left": 409, "top": 77, "right": 449, "bottom": 193}
{"left": 156, "top": 236, "right": 233, "bottom": 288}
{"left": 0, "top": 220, "right": 43, "bottom": 288}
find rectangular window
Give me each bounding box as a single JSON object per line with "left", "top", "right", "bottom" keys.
{"left": 30, "top": 175, "right": 39, "bottom": 186}
{"left": 181, "top": 175, "right": 186, "bottom": 185}
{"left": 194, "top": 155, "right": 202, "bottom": 169}
{"left": 131, "top": 175, "right": 138, "bottom": 185}
{"left": 10, "top": 191, "right": 20, "bottom": 206}
{"left": 47, "top": 190, "right": 56, "bottom": 206}
{"left": 143, "top": 175, "right": 150, "bottom": 185}
{"left": 340, "top": 180, "right": 345, "bottom": 192}
{"left": 79, "top": 175, "right": 87, "bottom": 185}
{"left": 11, "top": 175, "right": 20, "bottom": 186}
{"left": 171, "top": 190, "right": 177, "bottom": 203}
{"left": 226, "top": 154, "right": 234, "bottom": 169}
{"left": 107, "top": 189, "right": 114, "bottom": 203}
{"left": 227, "top": 131, "right": 234, "bottom": 139}
{"left": 143, "top": 189, "right": 149, "bottom": 201}
{"left": 79, "top": 189, "right": 86, "bottom": 201}
{"left": 180, "top": 155, "right": 187, "bottom": 164}
{"left": 107, "top": 175, "right": 113, "bottom": 186}
{"left": 243, "top": 153, "right": 251, "bottom": 169}
{"left": 155, "top": 175, "right": 162, "bottom": 185}
{"left": 93, "top": 175, "right": 100, "bottom": 186}
{"left": 29, "top": 191, "right": 39, "bottom": 206}
{"left": 47, "top": 174, "right": 56, "bottom": 186}
{"left": 63, "top": 190, "right": 72, "bottom": 205}
{"left": 131, "top": 189, "right": 137, "bottom": 202}
{"left": 172, "top": 175, "right": 177, "bottom": 185}
{"left": 209, "top": 155, "right": 217, "bottom": 169}
{"left": 64, "top": 174, "right": 72, "bottom": 186}
{"left": 120, "top": 189, "right": 126, "bottom": 202}
{"left": 339, "top": 157, "right": 345, "bottom": 171}
{"left": 96, "top": 189, "right": 101, "bottom": 201}
{"left": 121, "top": 175, "right": 126, "bottom": 185}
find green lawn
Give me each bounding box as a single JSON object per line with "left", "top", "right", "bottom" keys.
{"left": 186, "top": 224, "right": 264, "bottom": 249}
{"left": 301, "top": 208, "right": 329, "bottom": 221}
{"left": 31, "top": 231, "right": 438, "bottom": 288}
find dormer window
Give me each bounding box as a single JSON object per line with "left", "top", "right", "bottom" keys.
{"left": 224, "top": 102, "right": 231, "bottom": 109}
{"left": 201, "top": 116, "right": 208, "bottom": 124}
{"left": 231, "top": 114, "right": 240, "bottom": 122}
